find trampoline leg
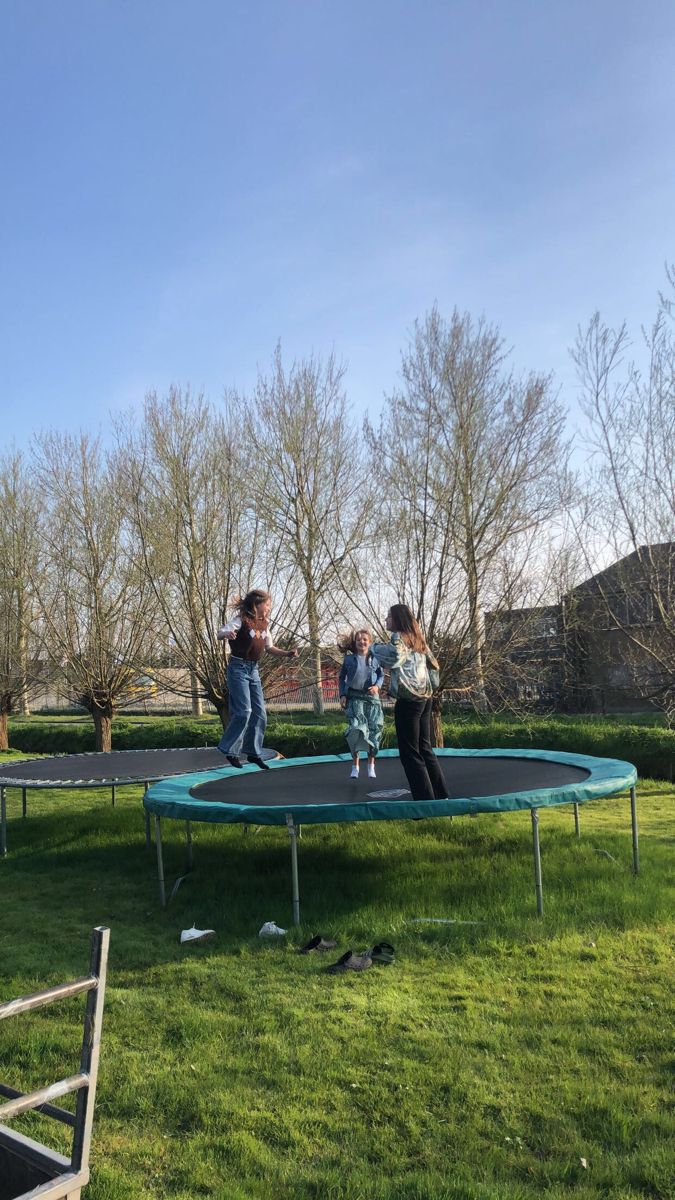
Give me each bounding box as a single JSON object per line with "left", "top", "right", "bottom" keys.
{"left": 630, "top": 785, "right": 639, "bottom": 875}
{"left": 531, "top": 808, "right": 543, "bottom": 918}
{"left": 286, "top": 814, "right": 300, "bottom": 927}
{"left": 111, "top": 784, "right": 116, "bottom": 808}
{"left": 143, "top": 783, "right": 151, "bottom": 849}
{"left": 1, "top": 787, "right": 6, "bottom": 857}
{"left": 573, "top": 802, "right": 580, "bottom": 838}
{"left": 154, "top": 815, "right": 166, "bottom": 908}
{"left": 185, "top": 820, "right": 194, "bottom": 871}
{"left": 22, "top": 787, "right": 27, "bottom": 818}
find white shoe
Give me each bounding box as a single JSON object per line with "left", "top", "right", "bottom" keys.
{"left": 180, "top": 925, "right": 215, "bottom": 944}
{"left": 259, "top": 921, "right": 287, "bottom": 937}
{"left": 367, "top": 762, "right": 376, "bottom": 779}
{"left": 350, "top": 764, "right": 359, "bottom": 778}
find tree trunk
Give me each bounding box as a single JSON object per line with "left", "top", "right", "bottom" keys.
{"left": 190, "top": 669, "right": 203, "bottom": 716}
{"left": 312, "top": 644, "right": 324, "bottom": 716}
{"left": 307, "top": 590, "right": 324, "bottom": 716}
{"left": 92, "top": 710, "right": 113, "bottom": 753}
{"left": 431, "top": 695, "right": 444, "bottom": 748}
{"left": 215, "top": 699, "right": 229, "bottom": 731}
{"left": 18, "top": 622, "right": 30, "bottom": 715}
{"left": 467, "top": 562, "right": 487, "bottom": 712}
{"left": 0, "top": 711, "right": 8, "bottom": 751}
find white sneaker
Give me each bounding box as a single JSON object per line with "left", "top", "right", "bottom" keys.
{"left": 180, "top": 925, "right": 215, "bottom": 944}
{"left": 259, "top": 921, "right": 287, "bottom": 937}
{"left": 350, "top": 764, "right": 359, "bottom": 778}
{"left": 367, "top": 762, "right": 376, "bottom": 779}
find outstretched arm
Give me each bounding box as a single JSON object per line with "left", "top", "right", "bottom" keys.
{"left": 267, "top": 644, "right": 298, "bottom": 659}
{"left": 371, "top": 633, "right": 407, "bottom": 669}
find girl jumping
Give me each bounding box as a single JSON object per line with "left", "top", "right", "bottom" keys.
{"left": 338, "top": 628, "right": 384, "bottom": 779}
{"left": 217, "top": 589, "right": 297, "bottom": 769}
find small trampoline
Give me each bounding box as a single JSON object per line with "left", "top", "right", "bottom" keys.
{"left": 144, "top": 748, "right": 639, "bottom": 921}
{"left": 0, "top": 747, "right": 278, "bottom": 856}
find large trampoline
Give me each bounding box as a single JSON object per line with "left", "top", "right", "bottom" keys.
{"left": 0, "top": 747, "right": 278, "bottom": 856}
{"left": 144, "top": 748, "right": 639, "bottom": 921}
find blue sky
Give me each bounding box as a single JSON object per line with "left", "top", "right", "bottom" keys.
{"left": 1, "top": 1, "right": 674, "bottom": 447}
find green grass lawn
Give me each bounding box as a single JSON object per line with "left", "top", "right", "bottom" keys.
{"left": 0, "top": 753, "right": 673, "bottom": 1199}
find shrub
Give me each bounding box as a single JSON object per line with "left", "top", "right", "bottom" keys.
{"left": 7, "top": 714, "right": 674, "bottom": 779}
{"left": 443, "top": 719, "right": 674, "bottom": 781}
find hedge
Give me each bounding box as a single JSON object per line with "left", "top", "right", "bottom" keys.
{"left": 5, "top": 717, "right": 219, "bottom": 756}
{"left": 4, "top": 714, "right": 674, "bottom": 781}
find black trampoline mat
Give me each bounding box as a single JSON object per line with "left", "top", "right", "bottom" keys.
{"left": 189, "top": 755, "right": 591, "bottom": 807}
{"left": 0, "top": 746, "right": 277, "bottom": 786}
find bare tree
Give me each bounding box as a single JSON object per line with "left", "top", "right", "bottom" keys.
{"left": 118, "top": 388, "right": 299, "bottom": 729}
{"left": 571, "top": 274, "right": 675, "bottom": 721}
{"left": 31, "top": 432, "right": 156, "bottom": 752}
{"left": 368, "top": 307, "right": 568, "bottom": 740}
{"left": 0, "top": 451, "right": 43, "bottom": 748}
{"left": 246, "top": 346, "right": 368, "bottom": 713}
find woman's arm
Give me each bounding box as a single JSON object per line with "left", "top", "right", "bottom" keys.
{"left": 371, "top": 633, "right": 408, "bottom": 669}
{"left": 339, "top": 656, "right": 351, "bottom": 707}
{"left": 266, "top": 629, "right": 298, "bottom": 659}
{"left": 267, "top": 645, "right": 298, "bottom": 658}
{"left": 217, "top": 617, "right": 241, "bottom": 641}
{"left": 372, "top": 656, "right": 385, "bottom": 690}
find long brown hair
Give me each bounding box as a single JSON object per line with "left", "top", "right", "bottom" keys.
{"left": 337, "top": 628, "right": 372, "bottom": 654}
{"left": 388, "top": 604, "right": 427, "bottom": 654}
{"left": 233, "top": 589, "right": 271, "bottom": 620}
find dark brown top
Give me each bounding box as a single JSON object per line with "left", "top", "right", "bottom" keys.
{"left": 229, "top": 614, "right": 270, "bottom": 662}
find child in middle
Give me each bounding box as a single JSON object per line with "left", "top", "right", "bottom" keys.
{"left": 338, "top": 629, "right": 385, "bottom": 779}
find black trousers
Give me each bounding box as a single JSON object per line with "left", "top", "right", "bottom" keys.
{"left": 394, "top": 697, "right": 447, "bottom": 801}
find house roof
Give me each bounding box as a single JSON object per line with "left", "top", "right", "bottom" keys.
{"left": 569, "top": 542, "right": 674, "bottom": 599}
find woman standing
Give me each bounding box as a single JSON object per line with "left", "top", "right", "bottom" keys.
{"left": 217, "top": 589, "right": 297, "bottom": 769}
{"left": 372, "top": 604, "right": 446, "bottom": 802}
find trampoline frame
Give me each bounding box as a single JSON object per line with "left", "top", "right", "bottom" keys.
{"left": 144, "top": 748, "right": 639, "bottom": 921}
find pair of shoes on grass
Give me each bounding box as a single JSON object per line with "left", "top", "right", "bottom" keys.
{"left": 325, "top": 941, "right": 395, "bottom": 973}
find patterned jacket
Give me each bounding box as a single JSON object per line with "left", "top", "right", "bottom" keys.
{"left": 371, "top": 633, "right": 438, "bottom": 700}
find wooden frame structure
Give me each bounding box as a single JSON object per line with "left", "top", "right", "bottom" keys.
{"left": 0, "top": 926, "right": 109, "bottom": 1200}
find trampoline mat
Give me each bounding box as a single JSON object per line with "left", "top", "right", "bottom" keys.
{"left": 0, "top": 746, "right": 277, "bottom": 786}
{"left": 190, "top": 754, "right": 591, "bottom": 807}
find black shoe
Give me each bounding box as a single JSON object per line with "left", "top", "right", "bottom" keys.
{"left": 247, "top": 755, "right": 270, "bottom": 770}
{"left": 225, "top": 754, "right": 243, "bottom": 769}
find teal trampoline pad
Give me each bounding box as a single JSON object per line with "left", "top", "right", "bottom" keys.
{"left": 144, "top": 748, "right": 637, "bottom": 826}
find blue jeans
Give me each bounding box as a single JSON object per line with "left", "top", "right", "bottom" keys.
{"left": 218, "top": 657, "right": 267, "bottom": 757}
